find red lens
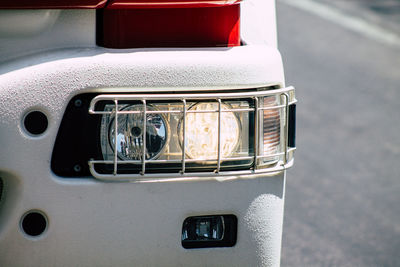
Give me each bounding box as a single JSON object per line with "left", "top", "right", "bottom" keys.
{"left": 97, "top": 5, "right": 240, "bottom": 48}
{"left": 106, "top": 0, "right": 241, "bottom": 9}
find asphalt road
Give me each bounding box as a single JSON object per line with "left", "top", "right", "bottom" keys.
{"left": 277, "top": 1, "right": 400, "bottom": 266}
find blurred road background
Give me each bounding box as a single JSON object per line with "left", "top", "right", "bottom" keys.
{"left": 276, "top": 0, "right": 400, "bottom": 266}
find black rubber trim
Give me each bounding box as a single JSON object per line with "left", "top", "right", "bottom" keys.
{"left": 0, "top": 177, "right": 3, "bottom": 203}
{"left": 288, "top": 104, "right": 296, "bottom": 148}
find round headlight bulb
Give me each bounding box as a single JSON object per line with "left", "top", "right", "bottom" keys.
{"left": 179, "top": 102, "right": 240, "bottom": 160}
{"left": 109, "top": 105, "right": 168, "bottom": 160}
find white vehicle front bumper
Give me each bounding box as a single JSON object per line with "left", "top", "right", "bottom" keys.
{"left": 0, "top": 45, "right": 288, "bottom": 266}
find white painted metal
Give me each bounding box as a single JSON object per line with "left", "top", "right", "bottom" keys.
{"left": 241, "top": 0, "right": 278, "bottom": 46}
{"left": 0, "top": 10, "right": 95, "bottom": 63}
{"left": 0, "top": 2, "right": 289, "bottom": 266}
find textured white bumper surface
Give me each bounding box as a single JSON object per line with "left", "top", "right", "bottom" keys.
{"left": 0, "top": 45, "right": 286, "bottom": 266}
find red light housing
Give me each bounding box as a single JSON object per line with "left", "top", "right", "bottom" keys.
{"left": 97, "top": 5, "right": 240, "bottom": 48}
{"left": 106, "top": 0, "right": 240, "bottom": 8}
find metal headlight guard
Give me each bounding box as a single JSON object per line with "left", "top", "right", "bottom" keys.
{"left": 88, "top": 86, "right": 296, "bottom": 182}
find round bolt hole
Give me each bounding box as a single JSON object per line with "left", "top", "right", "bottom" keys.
{"left": 20, "top": 211, "right": 48, "bottom": 237}
{"left": 74, "top": 99, "right": 82, "bottom": 107}
{"left": 73, "top": 164, "right": 82, "bottom": 172}
{"left": 23, "top": 111, "right": 48, "bottom": 135}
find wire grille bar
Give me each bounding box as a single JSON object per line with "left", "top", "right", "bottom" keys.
{"left": 89, "top": 152, "right": 293, "bottom": 165}
{"left": 88, "top": 86, "right": 296, "bottom": 181}
{"left": 113, "top": 100, "right": 118, "bottom": 175}
{"left": 282, "top": 93, "right": 289, "bottom": 164}
{"left": 217, "top": 99, "right": 222, "bottom": 173}
{"left": 88, "top": 87, "right": 295, "bottom": 107}
{"left": 254, "top": 96, "right": 259, "bottom": 170}
{"left": 90, "top": 107, "right": 279, "bottom": 115}
{"left": 141, "top": 100, "right": 147, "bottom": 175}
{"left": 181, "top": 99, "right": 187, "bottom": 174}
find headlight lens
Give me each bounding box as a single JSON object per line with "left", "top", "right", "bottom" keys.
{"left": 100, "top": 100, "right": 251, "bottom": 169}
{"left": 103, "top": 104, "right": 168, "bottom": 161}
{"left": 91, "top": 87, "right": 295, "bottom": 177}
{"left": 179, "top": 102, "right": 240, "bottom": 160}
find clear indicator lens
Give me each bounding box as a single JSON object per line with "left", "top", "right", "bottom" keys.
{"left": 180, "top": 102, "right": 240, "bottom": 160}
{"left": 109, "top": 105, "right": 168, "bottom": 160}
{"left": 262, "top": 96, "right": 281, "bottom": 162}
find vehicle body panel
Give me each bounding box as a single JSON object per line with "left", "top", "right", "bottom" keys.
{"left": 0, "top": 1, "right": 291, "bottom": 266}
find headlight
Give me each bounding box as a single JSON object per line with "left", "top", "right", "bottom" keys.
{"left": 106, "top": 104, "right": 168, "bottom": 161}
{"left": 100, "top": 100, "right": 251, "bottom": 169}
{"left": 51, "top": 86, "right": 296, "bottom": 180}
{"left": 179, "top": 102, "right": 240, "bottom": 160}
